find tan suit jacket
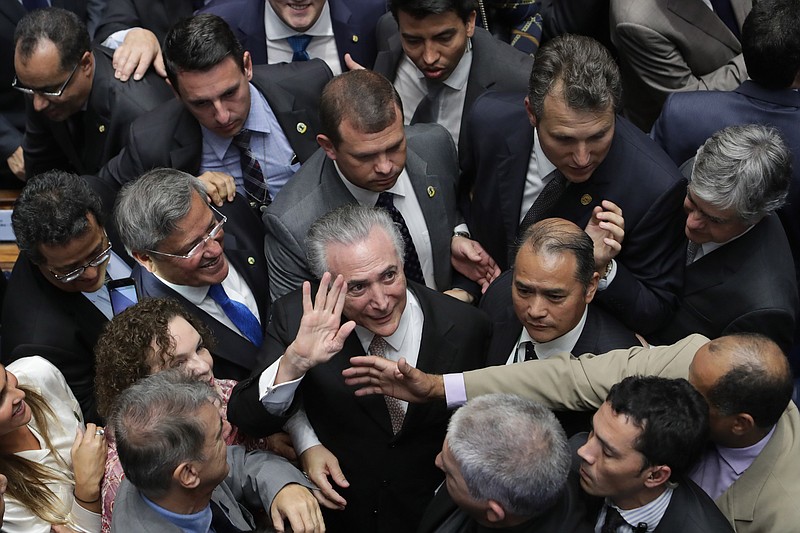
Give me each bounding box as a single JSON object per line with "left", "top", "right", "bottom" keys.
{"left": 463, "top": 334, "right": 800, "bottom": 532}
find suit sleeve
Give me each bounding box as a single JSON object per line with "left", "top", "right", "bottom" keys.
{"left": 0, "top": 115, "right": 22, "bottom": 160}
{"left": 22, "top": 104, "right": 71, "bottom": 178}
{"left": 93, "top": 0, "right": 141, "bottom": 44}
{"left": 99, "top": 122, "right": 147, "bottom": 186}
{"left": 723, "top": 309, "right": 796, "bottom": 355}
{"left": 613, "top": 23, "right": 746, "bottom": 111}
{"left": 463, "top": 334, "right": 707, "bottom": 408}
{"left": 263, "top": 212, "right": 315, "bottom": 301}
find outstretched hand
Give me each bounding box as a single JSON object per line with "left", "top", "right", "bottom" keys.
{"left": 277, "top": 273, "right": 356, "bottom": 383}
{"left": 342, "top": 356, "right": 445, "bottom": 403}
{"left": 450, "top": 236, "right": 501, "bottom": 292}
{"left": 585, "top": 200, "right": 625, "bottom": 273}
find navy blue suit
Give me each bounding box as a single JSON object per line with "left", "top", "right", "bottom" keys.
{"left": 652, "top": 81, "right": 800, "bottom": 312}
{"left": 200, "top": 0, "right": 387, "bottom": 70}
{"left": 132, "top": 195, "right": 270, "bottom": 381}
{"left": 463, "top": 91, "right": 686, "bottom": 334}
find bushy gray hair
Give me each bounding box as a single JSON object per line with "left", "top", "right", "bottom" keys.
{"left": 114, "top": 168, "right": 207, "bottom": 253}
{"left": 108, "top": 370, "right": 218, "bottom": 500}
{"left": 305, "top": 204, "right": 405, "bottom": 278}
{"left": 690, "top": 124, "right": 791, "bottom": 222}
{"left": 447, "top": 394, "right": 570, "bottom": 518}
{"left": 528, "top": 34, "right": 622, "bottom": 121}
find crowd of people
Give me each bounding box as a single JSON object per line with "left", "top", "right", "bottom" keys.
{"left": 0, "top": 0, "right": 798, "bottom": 531}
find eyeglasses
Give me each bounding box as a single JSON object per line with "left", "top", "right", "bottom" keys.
{"left": 146, "top": 206, "right": 227, "bottom": 260}
{"left": 49, "top": 233, "right": 112, "bottom": 283}
{"left": 12, "top": 61, "right": 80, "bottom": 98}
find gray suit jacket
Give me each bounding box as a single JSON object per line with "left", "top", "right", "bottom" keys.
{"left": 263, "top": 123, "right": 461, "bottom": 300}
{"left": 460, "top": 334, "right": 800, "bottom": 533}
{"left": 610, "top": 0, "right": 751, "bottom": 131}
{"left": 110, "top": 445, "right": 313, "bottom": 532}
{"left": 373, "top": 19, "right": 533, "bottom": 155}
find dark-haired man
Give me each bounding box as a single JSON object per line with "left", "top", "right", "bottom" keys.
{"left": 101, "top": 13, "right": 331, "bottom": 209}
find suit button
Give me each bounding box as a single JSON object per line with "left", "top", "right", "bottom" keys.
{"left": 382, "top": 480, "right": 390, "bottom": 486}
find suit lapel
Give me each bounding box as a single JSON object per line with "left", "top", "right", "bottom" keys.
{"left": 169, "top": 107, "right": 203, "bottom": 174}
{"left": 667, "top": 0, "right": 741, "bottom": 50}
{"left": 405, "top": 146, "right": 449, "bottom": 291}
{"left": 498, "top": 129, "right": 534, "bottom": 256}
{"left": 372, "top": 34, "right": 404, "bottom": 82}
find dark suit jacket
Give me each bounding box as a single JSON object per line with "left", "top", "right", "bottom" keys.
{"left": 94, "top": 0, "right": 195, "bottom": 45}
{"left": 263, "top": 123, "right": 462, "bottom": 300}
{"left": 22, "top": 45, "right": 172, "bottom": 178}
{"left": 463, "top": 91, "right": 686, "bottom": 334}
{"left": 373, "top": 21, "right": 533, "bottom": 155}
{"left": 132, "top": 195, "right": 269, "bottom": 381}
{"left": 228, "top": 282, "right": 492, "bottom": 533}
{"left": 652, "top": 81, "right": 800, "bottom": 309}
{"left": 653, "top": 212, "right": 798, "bottom": 353}
{"left": 200, "top": 0, "right": 387, "bottom": 70}
{"left": 100, "top": 59, "right": 331, "bottom": 187}
{"left": 417, "top": 472, "right": 592, "bottom": 533}
{"left": 570, "top": 435, "right": 733, "bottom": 532}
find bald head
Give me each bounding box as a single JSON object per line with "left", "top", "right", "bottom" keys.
{"left": 698, "top": 334, "right": 792, "bottom": 429}
{"left": 517, "top": 218, "right": 596, "bottom": 289}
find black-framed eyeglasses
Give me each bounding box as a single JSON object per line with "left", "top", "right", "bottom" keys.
{"left": 12, "top": 61, "right": 81, "bottom": 98}
{"left": 48, "top": 232, "right": 112, "bottom": 283}
{"left": 145, "top": 205, "right": 227, "bottom": 260}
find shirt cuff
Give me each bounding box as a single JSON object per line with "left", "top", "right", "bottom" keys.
{"left": 443, "top": 373, "right": 467, "bottom": 409}
{"left": 70, "top": 498, "right": 101, "bottom": 533}
{"left": 453, "top": 223, "right": 470, "bottom": 236}
{"left": 257, "top": 355, "right": 304, "bottom": 415}
{"left": 597, "top": 259, "right": 617, "bottom": 291}
{"left": 101, "top": 28, "right": 136, "bottom": 49}
{"left": 284, "top": 407, "right": 322, "bottom": 455}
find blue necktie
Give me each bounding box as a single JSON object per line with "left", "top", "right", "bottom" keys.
{"left": 207, "top": 284, "right": 263, "bottom": 347}
{"left": 287, "top": 34, "right": 312, "bottom": 61}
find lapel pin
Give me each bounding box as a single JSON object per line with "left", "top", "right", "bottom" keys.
{"left": 296, "top": 122, "right": 307, "bottom": 134}
{"left": 427, "top": 186, "right": 436, "bottom": 198}
{"left": 352, "top": 35, "right": 359, "bottom": 43}
{"left": 98, "top": 124, "right": 105, "bottom": 133}
{"left": 247, "top": 256, "right": 256, "bottom": 265}
{"left": 580, "top": 194, "right": 592, "bottom": 206}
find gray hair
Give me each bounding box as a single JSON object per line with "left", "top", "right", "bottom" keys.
{"left": 305, "top": 204, "right": 405, "bottom": 278}
{"left": 528, "top": 34, "right": 622, "bottom": 121}
{"left": 107, "top": 371, "right": 218, "bottom": 500}
{"left": 690, "top": 124, "right": 791, "bottom": 222}
{"left": 114, "top": 168, "right": 207, "bottom": 253}
{"left": 447, "top": 394, "right": 570, "bottom": 518}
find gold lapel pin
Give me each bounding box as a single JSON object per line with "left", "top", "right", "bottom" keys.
{"left": 580, "top": 194, "right": 592, "bottom": 206}
{"left": 296, "top": 122, "right": 307, "bottom": 134}
{"left": 352, "top": 35, "right": 359, "bottom": 43}
{"left": 98, "top": 124, "right": 106, "bottom": 133}
{"left": 247, "top": 257, "right": 256, "bottom": 265}
{"left": 427, "top": 186, "right": 436, "bottom": 198}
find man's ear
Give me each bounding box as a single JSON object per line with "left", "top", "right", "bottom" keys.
{"left": 242, "top": 51, "right": 253, "bottom": 81}
{"left": 524, "top": 96, "right": 537, "bottom": 128}
{"left": 486, "top": 500, "right": 506, "bottom": 523}
{"left": 174, "top": 461, "right": 200, "bottom": 490}
{"left": 585, "top": 272, "right": 600, "bottom": 303}
{"left": 731, "top": 413, "right": 756, "bottom": 436}
{"left": 317, "top": 134, "right": 337, "bottom": 160}
{"left": 132, "top": 250, "right": 157, "bottom": 274}
{"left": 644, "top": 465, "right": 672, "bottom": 489}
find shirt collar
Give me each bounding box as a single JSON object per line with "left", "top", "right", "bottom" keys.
{"left": 518, "top": 307, "right": 588, "bottom": 360}
{"left": 201, "top": 83, "right": 271, "bottom": 161}
{"left": 151, "top": 255, "right": 233, "bottom": 303}
{"left": 716, "top": 425, "right": 776, "bottom": 476}
{"left": 265, "top": 1, "right": 334, "bottom": 39}
{"left": 606, "top": 485, "right": 674, "bottom": 533}
{"left": 335, "top": 161, "right": 411, "bottom": 206}
{"left": 412, "top": 43, "right": 473, "bottom": 92}
{"left": 355, "top": 289, "right": 416, "bottom": 352}
{"left": 140, "top": 493, "right": 212, "bottom": 533}
{"left": 533, "top": 128, "right": 557, "bottom": 178}
{"left": 698, "top": 223, "right": 756, "bottom": 257}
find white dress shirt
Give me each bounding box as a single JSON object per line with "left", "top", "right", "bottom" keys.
{"left": 264, "top": 1, "right": 342, "bottom": 75}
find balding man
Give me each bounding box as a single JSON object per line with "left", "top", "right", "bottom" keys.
{"left": 344, "top": 333, "right": 800, "bottom": 533}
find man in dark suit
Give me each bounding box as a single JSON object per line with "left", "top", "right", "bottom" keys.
{"left": 651, "top": 0, "right": 800, "bottom": 345}
{"left": 418, "top": 393, "right": 591, "bottom": 533}
{"left": 228, "top": 204, "right": 491, "bottom": 533}
{"left": 264, "top": 69, "right": 498, "bottom": 301}
{"left": 201, "top": 0, "right": 387, "bottom": 73}
{"left": 372, "top": 0, "right": 533, "bottom": 154}
{"left": 101, "top": 13, "right": 332, "bottom": 210}
{"left": 575, "top": 376, "right": 733, "bottom": 532}
{"left": 651, "top": 125, "right": 798, "bottom": 353}
{"left": 2, "top": 171, "right": 135, "bottom": 424}
{"left": 463, "top": 34, "right": 686, "bottom": 335}
{"left": 114, "top": 168, "right": 269, "bottom": 382}
{"left": 13, "top": 7, "right": 173, "bottom": 179}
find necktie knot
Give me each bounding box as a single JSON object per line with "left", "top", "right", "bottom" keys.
{"left": 287, "top": 34, "right": 313, "bottom": 61}
{"left": 601, "top": 505, "right": 629, "bottom": 533}
{"left": 232, "top": 129, "right": 252, "bottom": 148}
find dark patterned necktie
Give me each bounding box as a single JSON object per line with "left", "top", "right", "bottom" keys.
{"left": 287, "top": 34, "right": 312, "bottom": 61}
{"left": 368, "top": 335, "right": 406, "bottom": 434}
{"left": 601, "top": 505, "right": 628, "bottom": 533}
{"left": 207, "top": 284, "right": 263, "bottom": 347}
{"left": 686, "top": 241, "right": 699, "bottom": 265}
{"left": 519, "top": 170, "right": 567, "bottom": 234}
{"left": 410, "top": 80, "right": 446, "bottom": 124}
{"left": 375, "top": 192, "right": 425, "bottom": 285}
{"left": 523, "top": 341, "right": 538, "bottom": 361}
{"left": 231, "top": 129, "right": 271, "bottom": 207}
